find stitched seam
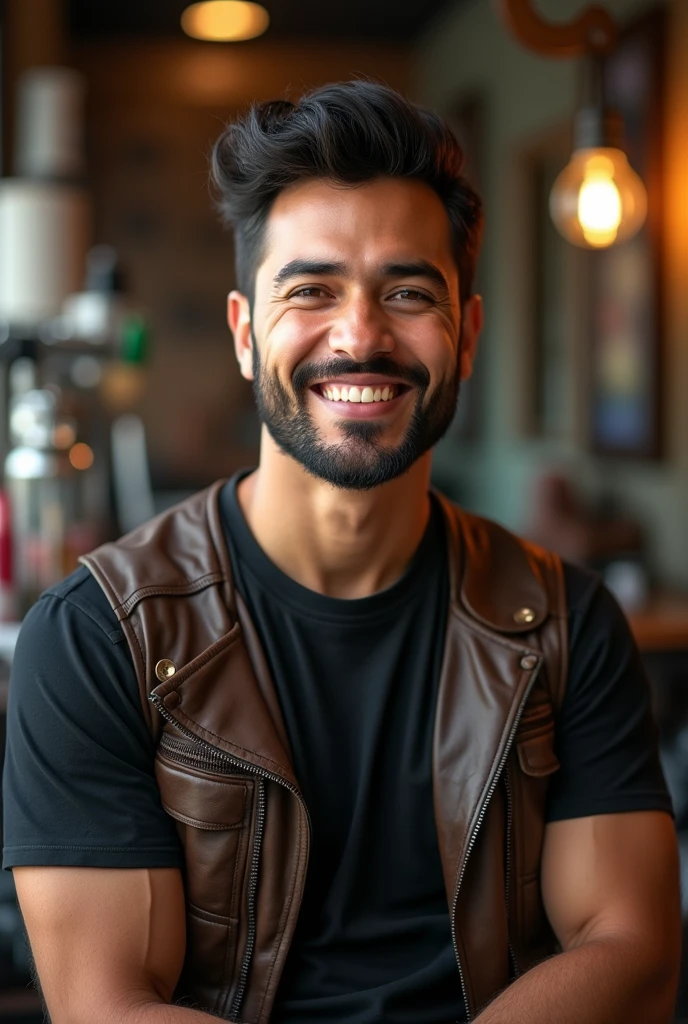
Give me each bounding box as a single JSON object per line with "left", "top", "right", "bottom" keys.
{"left": 160, "top": 804, "right": 244, "bottom": 830}
{"left": 188, "top": 902, "right": 236, "bottom": 926}
{"left": 118, "top": 573, "right": 224, "bottom": 617}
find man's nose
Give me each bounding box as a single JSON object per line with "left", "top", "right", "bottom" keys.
{"left": 327, "top": 295, "right": 394, "bottom": 362}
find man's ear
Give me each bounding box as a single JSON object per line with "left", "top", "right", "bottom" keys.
{"left": 228, "top": 291, "right": 254, "bottom": 381}
{"left": 459, "top": 294, "right": 483, "bottom": 382}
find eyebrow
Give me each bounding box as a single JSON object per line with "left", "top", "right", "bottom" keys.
{"left": 272, "top": 260, "right": 347, "bottom": 289}
{"left": 271, "top": 258, "right": 451, "bottom": 293}
{"left": 380, "top": 261, "right": 450, "bottom": 293}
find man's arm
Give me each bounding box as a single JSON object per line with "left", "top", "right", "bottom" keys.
{"left": 14, "top": 865, "right": 229, "bottom": 1024}
{"left": 475, "top": 810, "right": 681, "bottom": 1024}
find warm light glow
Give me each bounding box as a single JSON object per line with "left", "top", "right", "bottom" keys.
{"left": 550, "top": 148, "right": 647, "bottom": 249}
{"left": 578, "top": 175, "right": 622, "bottom": 246}
{"left": 69, "top": 442, "right": 94, "bottom": 471}
{"left": 181, "top": 1, "right": 269, "bottom": 41}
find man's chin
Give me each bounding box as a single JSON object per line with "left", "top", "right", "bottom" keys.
{"left": 280, "top": 441, "right": 419, "bottom": 492}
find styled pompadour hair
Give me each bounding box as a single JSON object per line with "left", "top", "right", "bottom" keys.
{"left": 210, "top": 80, "right": 483, "bottom": 306}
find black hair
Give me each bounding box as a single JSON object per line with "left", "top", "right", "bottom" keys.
{"left": 210, "top": 80, "right": 483, "bottom": 306}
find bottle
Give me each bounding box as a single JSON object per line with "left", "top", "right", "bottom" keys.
{"left": 4, "top": 387, "right": 100, "bottom": 616}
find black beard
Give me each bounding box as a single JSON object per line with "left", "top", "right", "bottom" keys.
{"left": 251, "top": 345, "right": 461, "bottom": 492}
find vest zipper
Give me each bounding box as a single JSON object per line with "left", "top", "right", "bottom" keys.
{"left": 503, "top": 772, "right": 521, "bottom": 978}
{"left": 229, "top": 777, "right": 265, "bottom": 1021}
{"left": 159, "top": 733, "right": 246, "bottom": 774}
{"left": 451, "top": 660, "right": 541, "bottom": 1022}
{"left": 149, "top": 693, "right": 309, "bottom": 1023}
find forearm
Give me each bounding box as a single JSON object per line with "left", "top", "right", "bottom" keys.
{"left": 51, "top": 994, "right": 231, "bottom": 1024}
{"left": 111, "top": 998, "right": 235, "bottom": 1024}
{"left": 127, "top": 1004, "right": 230, "bottom": 1023}
{"left": 46, "top": 999, "right": 230, "bottom": 1024}
{"left": 475, "top": 937, "right": 676, "bottom": 1024}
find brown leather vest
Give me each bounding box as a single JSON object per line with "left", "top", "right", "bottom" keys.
{"left": 81, "top": 481, "right": 568, "bottom": 1023}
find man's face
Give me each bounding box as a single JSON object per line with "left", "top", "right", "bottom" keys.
{"left": 229, "top": 177, "right": 482, "bottom": 490}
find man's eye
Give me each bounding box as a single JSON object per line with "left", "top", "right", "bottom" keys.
{"left": 390, "top": 289, "right": 432, "bottom": 302}
{"left": 291, "top": 286, "right": 329, "bottom": 299}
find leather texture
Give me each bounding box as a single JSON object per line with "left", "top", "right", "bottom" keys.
{"left": 81, "top": 481, "right": 568, "bottom": 1022}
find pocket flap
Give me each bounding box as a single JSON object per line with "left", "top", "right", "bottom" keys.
{"left": 155, "top": 758, "right": 252, "bottom": 830}
{"left": 517, "top": 733, "right": 560, "bottom": 777}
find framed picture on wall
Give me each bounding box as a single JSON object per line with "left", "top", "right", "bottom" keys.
{"left": 587, "top": 8, "right": 665, "bottom": 459}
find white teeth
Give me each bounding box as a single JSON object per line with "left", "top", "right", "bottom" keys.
{"left": 321, "top": 384, "right": 397, "bottom": 402}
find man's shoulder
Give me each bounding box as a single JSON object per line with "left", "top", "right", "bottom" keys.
{"left": 560, "top": 561, "right": 604, "bottom": 618}
{"left": 82, "top": 480, "right": 230, "bottom": 610}
{"left": 436, "top": 494, "right": 609, "bottom": 626}
{"left": 26, "top": 565, "right": 124, "bottom": 645}
{"left": 434, "top": 494, "right": 565, "bottom": 638}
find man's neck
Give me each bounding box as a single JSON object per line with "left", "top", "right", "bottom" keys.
{"left": 236, "top": 431, "right": 432, "bottom": 600}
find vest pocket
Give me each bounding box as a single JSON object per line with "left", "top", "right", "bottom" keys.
{"left": 515, "top": 701, "right": 560, "bottom": 778}
{"left": 155, "top": 736, "right": 260, "bottom": 1016}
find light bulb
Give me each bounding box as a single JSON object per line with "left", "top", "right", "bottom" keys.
{"left": 550, "top": 148, "right": 647, "bottom": 249}
{"left": 181, "top": 1, "right": 269, "bottom": 42}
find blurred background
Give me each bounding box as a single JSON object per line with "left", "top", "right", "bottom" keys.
{"left": 0, "top": 0, "right": 687, "bottom": 1019}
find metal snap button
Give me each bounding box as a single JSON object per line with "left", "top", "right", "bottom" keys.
{"left": 520, "top": 654, "right": 538, "bottom": 671}
{"left": 155, "top": 659, "right": 177, "bottom": 681}
{"left": 514, "top": 607, "right": 536, "bottom": 625}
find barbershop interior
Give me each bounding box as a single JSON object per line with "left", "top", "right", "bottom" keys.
{"left": 0, "top": 0, "right": 687, "bottom": 1020}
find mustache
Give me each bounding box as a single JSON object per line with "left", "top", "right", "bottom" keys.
{"left": 291, "top": 357, "right": 430, "bottom": 392}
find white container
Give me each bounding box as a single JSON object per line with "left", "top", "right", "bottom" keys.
{"left": 15, "top": 67, "right": 86, "bottom": 180}
{"left": 0, "top": 180, "right": 90, "bottom": 328}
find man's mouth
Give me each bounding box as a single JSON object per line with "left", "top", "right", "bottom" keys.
{"left": 312, "top": 382, "right": 408, "bottom": 404}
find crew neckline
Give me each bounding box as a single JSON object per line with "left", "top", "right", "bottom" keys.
{"left": 220, "top": 470, "right": 446, "bottom": 624}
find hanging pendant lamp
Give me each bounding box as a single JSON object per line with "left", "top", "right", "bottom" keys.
{"left": 494, "top": 0, "right": 647, "bottom": 249}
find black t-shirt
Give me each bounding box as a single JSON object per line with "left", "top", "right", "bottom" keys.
{"left": 2, "top": 474, "right": 672, "bottom": 1024}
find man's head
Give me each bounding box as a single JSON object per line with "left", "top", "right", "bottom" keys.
{"left": 212, "top": 80, "right": 484, "bottom": 490}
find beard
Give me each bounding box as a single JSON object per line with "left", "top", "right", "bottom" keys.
{"left": 251, "top": 340, "right": 462, "bottom": 492}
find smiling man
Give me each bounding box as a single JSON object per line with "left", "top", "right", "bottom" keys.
{"left": 3, "top": 82, "right": 680, "bottom": 1024}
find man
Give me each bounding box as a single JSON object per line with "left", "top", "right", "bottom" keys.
{"left": 2, "top": 81, "right": 680, "bottom": 1024}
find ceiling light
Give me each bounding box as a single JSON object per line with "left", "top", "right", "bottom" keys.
{"left": 181, "top": 1, "right": 270, "bottom": 42}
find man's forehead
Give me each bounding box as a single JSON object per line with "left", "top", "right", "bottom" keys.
{"left": 260, "top": 177, "right": 457, "bottom": 281}
{"left": 267, "top": 175, "right": 448, "bottom": 224}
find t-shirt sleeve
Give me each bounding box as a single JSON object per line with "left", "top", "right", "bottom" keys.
{"left": 2, "top": 569, "right": 183, "bottom": 869}
{"left": 545, "top": 564, "right": 673, "bottom": 823}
